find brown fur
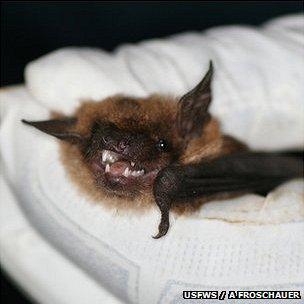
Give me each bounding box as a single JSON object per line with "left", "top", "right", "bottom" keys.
{"left": 73, "top": 94, "right": 178, "bottom": 139}
{"left": 59, "top": 94, "right": 246, "bottom": 214}
{"left": 60, "top": 95, "right": 177, "bottom": 212}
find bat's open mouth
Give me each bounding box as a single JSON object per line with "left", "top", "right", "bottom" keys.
{"left": 91, "top": 149, "right": 159, "bottom": 189}
{"left": 102, "top": 150, "right": 145, "bottom": 178}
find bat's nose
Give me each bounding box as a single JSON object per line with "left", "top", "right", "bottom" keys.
{"left": 116, "top": 139, "right": 129, "bottom": 153}
{"left": 106, "top": 138, "right": 130, "bottom": 154}
{"left": 102, "top": 132, "right": 129, "bottom": 153}
{"left": 104, "top": 132, "right": 151, "bottom": 158}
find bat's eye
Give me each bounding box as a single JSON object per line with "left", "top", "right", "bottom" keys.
{"left": 156, "top": 139, "right": 169, "bottom": 152}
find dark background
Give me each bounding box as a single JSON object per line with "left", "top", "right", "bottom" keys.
{"left": 0, "top": 2, "right": 303, "bottom": 304}
{"left": 1, "top": 1, "right": 303, "bottom": 87}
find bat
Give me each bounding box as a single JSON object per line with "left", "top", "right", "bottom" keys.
{"left": 22, "top": 61, "right": 303, "bottom": 238}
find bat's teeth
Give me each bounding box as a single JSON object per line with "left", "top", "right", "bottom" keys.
{"left": 102, "top": 150, "right": 107, "bottom": 163}
{"left": 109, "top": 154, "right": 116, "bottom": 162}
{"left": 131, "top": 170, "right": 139, "bottom": 177}
{"left": 131, "top": 169, "right": 145, "bottom": 177}
{"left": 131, "top": 162, "right": 135, "bottom": 167}
{"left": 102, "top": 150, "right": 119, "bottom": 164}
{"left": 123, "top": 167, "right": 130, "bottom": 177}
{"left": 105, "top": 164, "right": 110, "bottom": 173}
{"left": 102, "top": 150, "right": 110, "bottom": 163}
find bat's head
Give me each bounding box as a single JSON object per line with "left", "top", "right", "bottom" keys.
{"left": 22, "top": 62, "right": 214, "bottom": 201}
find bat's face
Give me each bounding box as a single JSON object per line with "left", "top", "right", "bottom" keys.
{"left": 23, "top": 95, "right": 183, "bottom": 198}
{"left": 79, "top": 96, "right": 180, "bottom": 197}
{"left": 22, "top": 62, "right": 214, "bottom": 202}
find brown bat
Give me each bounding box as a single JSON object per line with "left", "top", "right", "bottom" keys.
{"left": 22, "top": 61, "right": 303, "bottom": 238}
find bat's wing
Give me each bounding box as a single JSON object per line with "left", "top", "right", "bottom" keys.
{"left": 152, "top": 152, "right": 303, "bottom": 238}
{"left": 177, "top": 152, "right": 303, "bottom": 199}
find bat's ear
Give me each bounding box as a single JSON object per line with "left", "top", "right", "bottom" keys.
{"left": 21, "top": 117, "right": 84, "bottom": 144}
{"left": 176, "top": 60, "right": 213, "bottom": 140}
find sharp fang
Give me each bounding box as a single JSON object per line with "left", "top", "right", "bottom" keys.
{"left": 105, "top": 164, "right": 110, "bottom": 173}
{"left": 123, "top": 167, "right": 130, "bottom": 177}
{"left": 102, "top": 150, "right": 119, "bottom": 164}
{"left": 102, "top": 151, "right": 107, "bottom": 162}
{"left": 131, "top": 162, "right": 135, "bottom": 167}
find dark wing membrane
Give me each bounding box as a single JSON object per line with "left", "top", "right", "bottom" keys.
{"left": 176, "top": 152, "right": 303, "bottom": 199}
{"left": 152, "top": 151, "right": 303, "bottom": 238}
